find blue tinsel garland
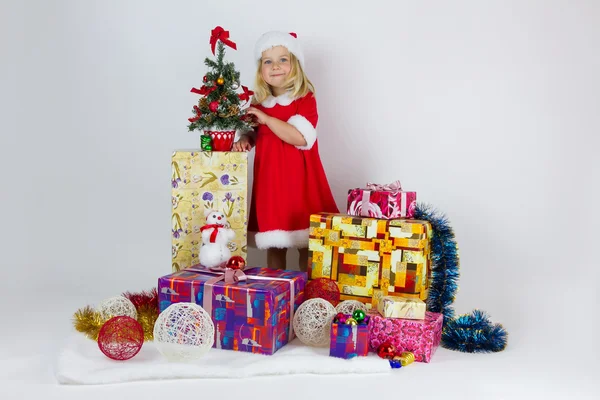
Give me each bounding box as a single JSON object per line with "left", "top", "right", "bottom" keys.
{"left": 414, "top": 203, "right": 508, "bottom": 353}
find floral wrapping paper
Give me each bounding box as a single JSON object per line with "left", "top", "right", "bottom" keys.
{"left": 308, "top": 213, "right": 432, "bottom": 304}
{"left": 158, "top": 266, "right": 306, "bottom": 355}
{"left": 329, "top": 321, "right": 370, "bottom": 359}
{"left": 171, "top": 151, "right": 247, "bottom": 272}
{"left": 347, "top": 188, "right": 417, "bottom": 219}
{"left": 368, "top": 311, "right": 443, "bottom": 363}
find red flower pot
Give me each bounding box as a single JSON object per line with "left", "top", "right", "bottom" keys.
{"left": 204, "top": 129, "right": 235, "bottom": 151}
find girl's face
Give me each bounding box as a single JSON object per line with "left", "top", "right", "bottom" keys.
{"left": 260, "top": 46, "right": 291, "bottom": 92}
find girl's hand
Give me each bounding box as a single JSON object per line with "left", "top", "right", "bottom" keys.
{"left": 232, "top": 134, "right": 253, "bottom": 152}
{"left": 246, "top": 107, "right": 271, "bottom": 125}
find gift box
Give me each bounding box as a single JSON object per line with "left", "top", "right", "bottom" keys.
{"left": 368, "top": 312, "right": 443, "bottom": 363}
{"left": 171, "top": 151, "right": 248, "bottom": 272}
{"left": 158, "top": 266, "right": 306, "bottom": 355}
{"left": 330, "top": 318, "right": 370, "bottom": 359}
{"left": 308, "top": 213, "right": 432, "bottom": 304}
{"left": 377, "top": 295, "right": 426, "bottom": 320}
{"left": 347, "top": 181, "right": 416, "bottom": 219}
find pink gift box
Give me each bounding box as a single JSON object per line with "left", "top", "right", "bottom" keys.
{"left": 347, "top": 181, "right": 417, "bottom": 219}
{"left": 367, "top": 311, "right": 443, "bottom": 363}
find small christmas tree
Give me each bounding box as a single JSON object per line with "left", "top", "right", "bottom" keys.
{"left": 188, "top": 26, "right": 255, "bottom": 151}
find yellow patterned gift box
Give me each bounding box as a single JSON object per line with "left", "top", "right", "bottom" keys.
{"left": 171, "top": 151, "right": 248, "bottom": 272}
{"left": 308, "top": 213, "right": 432, "bottom": 304}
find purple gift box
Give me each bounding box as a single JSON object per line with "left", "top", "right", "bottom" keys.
{"left": 158, "top": 266, "right": 306, "bottom": 355}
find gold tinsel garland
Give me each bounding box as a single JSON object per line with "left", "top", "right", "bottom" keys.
{"left": 72, "top": 289, "right": 160, "bottom": 341}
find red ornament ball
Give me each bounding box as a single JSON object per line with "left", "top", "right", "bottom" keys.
{"left": 227, "top": 255, "right": 246, "bottom": 270}
{"left": 209, "top": 101, "right": 219, "bottom": 112}
{"left": 304, "top": 278, "right": 341, "bottom": 306}
{"left": 203, "top": 75, "right": 208, "bottom": 83}
{"left": 97, "top": 316, "right": 144, "bottom": 361}
{"left": 377, "top": 342, "right": 397, "bottom": 360}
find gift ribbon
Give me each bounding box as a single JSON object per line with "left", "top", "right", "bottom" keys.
{"left": 366, "top": 180, "right": 403, "bottom": 192}
{"left": 210, "top": 26, "right": 237, "bottom": 55}
{"left": 199, "top": 223, "right": 226, "bottom": 243}
{"left": 360, "top": 180, "right": 408, "bottom": 217}
{"left": 186, "top": 266, "right": 297, "bottom": 341}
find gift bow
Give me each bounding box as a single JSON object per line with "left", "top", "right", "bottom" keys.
{"left": 366, "top": 180, "right": 403, "bottom": 192}
{"left": 210, "top": 26, "right": 237, "bottom": 55}
{"left": 209, "top": 265, "right": 247, "bottom": 284}
{"left": 200, "top": 223, "right": 226, "bottom": 243}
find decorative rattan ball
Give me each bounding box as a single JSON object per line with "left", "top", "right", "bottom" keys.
{"left": 97, "top": 316, "right": 144, "bottom": 361}
{"left": 335, "top": 300, "right": 367, "bottom": 316}
{"left": 153, "top": 302, "right": 215, "bottom": 361}
{"left": 97, "top": 296, "right": 138, "bottom": 321}
{"left": 292, "top": 298, "right": 337, "bottom": 347}
{"left": 304, "top": 277, "right": 341, "bottom": 306}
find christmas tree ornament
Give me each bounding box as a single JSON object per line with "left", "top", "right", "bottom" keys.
{"left": 352, "top": 309, "right": 366, "bottom": 323}
{"left": 335, "top": 300, "right": 366, "bottom": 316}
{"left": 203, "top": 75, "right": 208, "bottom": 83}
{"left": 345, "top": 317, "right": 357, "bottom": 326}
{"left": 292, "top": 298, "right": 337, "bottom": 347}
{"left": 209, "top": 101, "right": 219, "bottom": 113}
{"left": 216, "top": 76, "right": 224, "bottom": 85}
{"left": 226, "top": 255, "right": 246, "bottom": 270}
{"left": 200, "top": 134, "right": 213, "bottom": 151}
{"left": 305, "top": 277, "right": 340, "bottom": 306}
{"left": 389, "top": 359, "right": 402, "bottom": 369}
{"left": 231, "top": 80, "right": 240, "bottom": 90}
{"left": 376, "top": 342, "right": 397, "bottom": 359}
{"left": 97, "top": 316, "right": 144, "bottom": 361}
{"left": 97, "top": 296, "right": 137, "bottom": 321}
{"left": 397, "top": 352, "right": 415, "bottom": 366}
{"left": 154, "top": 303, "right": 215, "bottom": 362}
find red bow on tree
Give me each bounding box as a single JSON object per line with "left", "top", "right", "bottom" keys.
{"left": 210, "top": 26, "right": 237, "bottom": 55}
{"left": 238, "top": 86, "right": 254, "bottom": 102}
{"left": 188, "top": 105, "right": 202, "bottom": 123}
{"left": 200, "top": 223, "right": 226, "bottom": 243}
{"left": 191, "top": 85, "right": 217, "bottom": 96}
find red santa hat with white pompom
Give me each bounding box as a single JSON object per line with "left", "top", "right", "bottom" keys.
{"left": 254, "top": 31, "right": 305, "bottom": 70}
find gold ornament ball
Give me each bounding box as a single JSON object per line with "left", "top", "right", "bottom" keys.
{"left": 216, "top": 77, "right": 225, "bottom": 85}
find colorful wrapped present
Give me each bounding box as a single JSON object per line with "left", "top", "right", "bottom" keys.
{"left": 172, "top": 151, "right": 248, "bottom": 272}
{"left": 347, "top": 181, "right": 417, "bottom": 219}
{"left": 368, "top": 312, "right": 443, "bottom": 363}
{"left": 330, "top": 318, "right": 370, "bottom": 359}
{"left": 377, "top": 295, "right": 426, "bottom": 320}
{"left": 158, "top": 266, "right": 306, "bottom": 355}
{"left": 308, "top": 213, "right": 432, "bottom": 304}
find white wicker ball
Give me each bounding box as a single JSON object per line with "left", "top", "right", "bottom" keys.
{"left": 292, "top": 298, "right": 337, "bottom": 347}
{"left": 153, "top": 303, "right": 215, "bottom": 362}
{"left": 97, "top": 296, "right": 137, "bottom": 321}
{"left": 335, "top": 300, "right": 367, "bottom": 315}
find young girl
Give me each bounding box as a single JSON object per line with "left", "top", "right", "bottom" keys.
{"left": 233, "top": 31, "right": 339, "bottom": 271}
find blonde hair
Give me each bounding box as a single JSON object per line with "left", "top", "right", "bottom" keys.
{"left": 252, "top": 52, "right": 315, "bottom": 104}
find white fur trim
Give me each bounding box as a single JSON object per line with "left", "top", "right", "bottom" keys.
{"left": 287, "top": 115, "right": 317, "bottom": 150}
{"left": 255, "top": 31, "right": 305, "bottom": 69}
{"left": 261, "top": 91, "right": 295, "bottom": 108}
{"left": 251, "top": 228, "right": 310, "bottom": 249}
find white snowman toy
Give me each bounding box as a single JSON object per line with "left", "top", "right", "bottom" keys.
{"left": 198, "top": 210, "right": 236, "bottom": 269}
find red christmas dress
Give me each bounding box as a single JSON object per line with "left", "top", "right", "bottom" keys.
{"left": 248, "top": 92, "right": 339, "bottom": 249}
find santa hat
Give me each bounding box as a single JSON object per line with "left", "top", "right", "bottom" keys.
{"left": 254, "top": 31, "right": 305, "bottom": 70}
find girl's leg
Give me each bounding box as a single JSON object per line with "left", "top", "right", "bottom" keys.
{"left": 267, "top": 248, "right": 287, "bottom": 270}
{"left": 298, "top": 247, "right": 309, "bottom": 272}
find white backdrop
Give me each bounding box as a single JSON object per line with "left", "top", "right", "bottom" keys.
{"left": 1, "top": 0, "right": 598, "bottom": 399}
